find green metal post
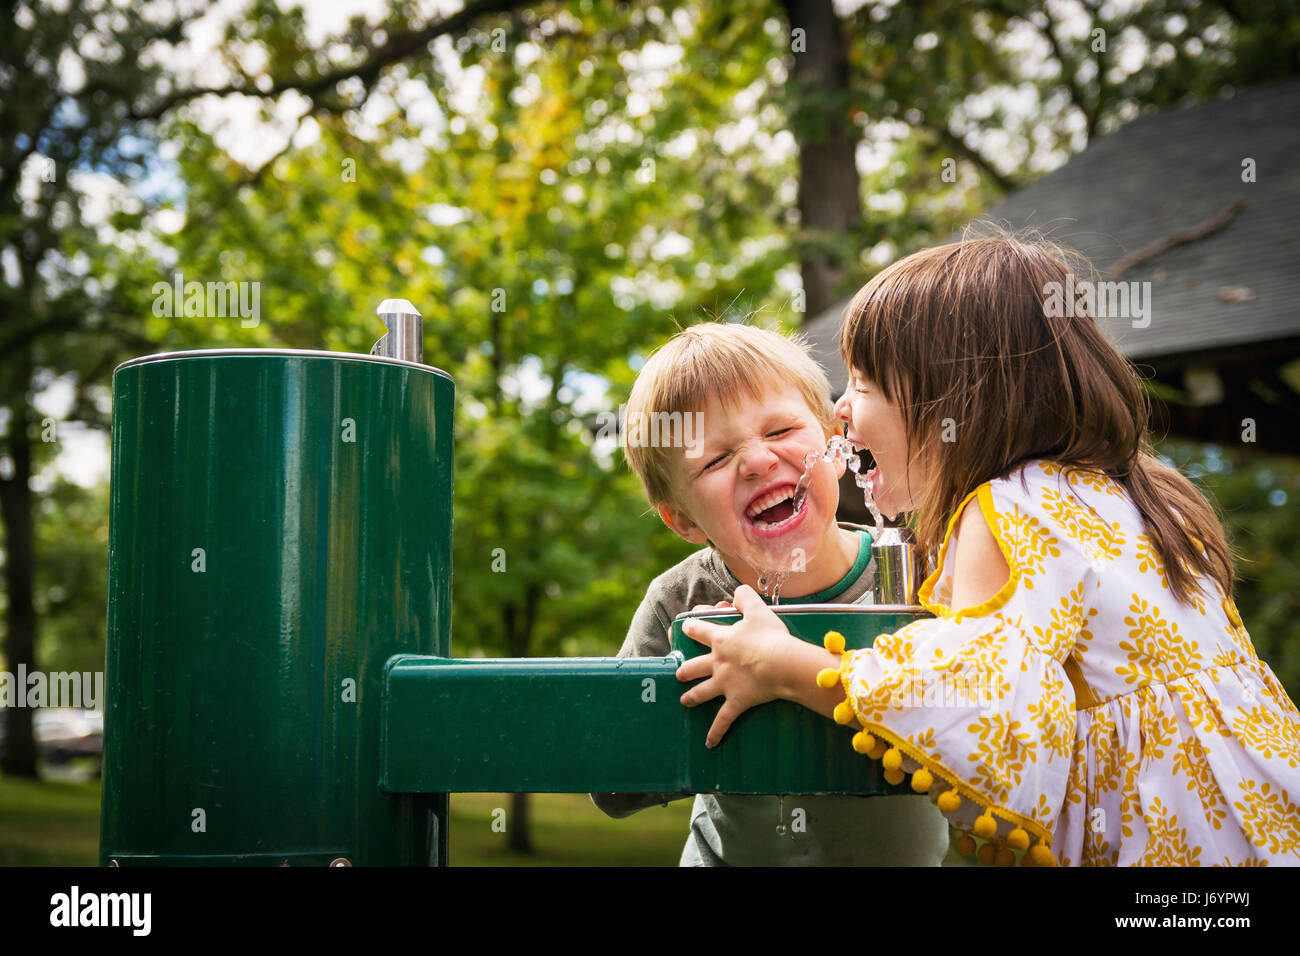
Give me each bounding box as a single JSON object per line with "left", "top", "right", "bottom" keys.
{"left": 100, "top": 349, "right": 454, "bottom": 866}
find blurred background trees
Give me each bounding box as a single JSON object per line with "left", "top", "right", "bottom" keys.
{"left": 2, "top": 0, "right": 1297, "bottom": 854}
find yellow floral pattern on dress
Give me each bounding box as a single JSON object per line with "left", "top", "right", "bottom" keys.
{"left": 1041, "top": 487, "right": 1126, "bottom": 562}
{"left": 1028, "top": 668, "right": 1074, "bottom": 759}
{"left": 834, "top": 459, "right": 1300, "bottom": 866}
{"left": 1233, "top": 703, "right": 1300, "bottom": 769}
{"left": 1182, "top": 690, "right": 1235, "bottom": 740}
{"left": 1137, "top": 797, "right": 1202, "bottom": 865}
{"left": 992, "top": 508, "right": 1060, "bottom": 589}
{"left": 1032, "top": 582, "right": 1095, "bottom": 658}
{"left": 1115, "top": 696, "right": 1142, "bottom": 840}
{"left": 1232, "top": 782, "right": 1300, "bottom": 855}
{"left": 941, "top": 617, "right": 1014, "bottom": 702}
{"left": 1171, "top": 735, "right": 1228, "bottom": 831}
{"left": 1222, "top": 598, "right": 1260, "bottom": 663}
{"left": 1138, "top": 692, "right": 1180, "bottom": 770}
{"left": 871, "top": 629, "right": 915, "bottom": 666}
{"left": 1039, "top": 461, "right": 1127, "bottom": 499}
{"left": 910, "top": 728, "right": 939, "bottom": 751}
{"left": 1133, "top": 532, "right": 1168, "bottom": 590}
{"left": 966, "top": 713, "right": 1036, "bottom": 803}
{"left": 1118, "top": 595, "right": 1203, "bottom": 685}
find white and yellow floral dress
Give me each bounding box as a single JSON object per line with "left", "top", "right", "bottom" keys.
{"left": 833, "top": 459, "right": 1300, "bottom": 866}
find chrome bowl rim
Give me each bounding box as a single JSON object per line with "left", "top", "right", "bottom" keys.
{"left": 114, "top": 348, "right": 453, "bottom": 381}
{"left": 674, "top": 603, "right": 926, "bottom": 621}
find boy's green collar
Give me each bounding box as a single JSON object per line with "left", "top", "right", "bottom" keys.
{"left": 721, "top": 527, "right": 873, "bottom": 604}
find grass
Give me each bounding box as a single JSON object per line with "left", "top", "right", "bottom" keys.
{"left": 0, "top": 774, "right": 693, "bottom": 866}
{"left": 450, "top": 793, "right": 694, "bottom": 866}
{"left": 0, "top": 765, "right": 103, "bottom": 866}
{"left": 0, "top": 774, "right": 967, "bottom": 866}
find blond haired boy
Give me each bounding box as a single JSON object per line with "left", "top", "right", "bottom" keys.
{"left": 590, "top": 322, "right": 949, "bottom": 866}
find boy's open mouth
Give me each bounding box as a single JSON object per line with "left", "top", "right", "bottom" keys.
{"left": 744, "top": 483, "right": 803, "bottom": 534}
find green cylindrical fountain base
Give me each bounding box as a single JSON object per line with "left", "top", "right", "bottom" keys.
{"left": 101, "top": 350, "right": 454, "bottom": 866}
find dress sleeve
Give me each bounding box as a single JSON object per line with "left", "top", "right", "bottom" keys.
{"left": 831, "top": 479, "right": 1087, "bottom": 864}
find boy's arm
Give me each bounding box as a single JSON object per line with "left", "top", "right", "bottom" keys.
{"left": 588, "top": 590, "right": 693, "bottom": 818}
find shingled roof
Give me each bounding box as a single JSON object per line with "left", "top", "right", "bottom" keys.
{"left": 805, "top": 78, "right": 1300, "bottom": 395}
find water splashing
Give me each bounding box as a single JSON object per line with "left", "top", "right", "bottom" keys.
{"left": 755, "top": 567, "right": 791, "bottom": 604}
{"left": 792, "top": 436, "right": 884, "bottom": 535}
{"left": 753, "top": 436, "right": 891, "bottom": 603}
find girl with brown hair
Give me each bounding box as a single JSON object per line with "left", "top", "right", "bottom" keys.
{"left": 675, "top": 233, "right": 1300, "bottom": 865}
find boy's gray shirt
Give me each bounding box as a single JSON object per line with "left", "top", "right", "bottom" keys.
{"left": 590, "top": 524, "right": 951, "bottom": 866}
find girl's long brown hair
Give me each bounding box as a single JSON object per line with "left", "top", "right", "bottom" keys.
{"left": 839, "top": 229, "right": 1236, "bottom": 604}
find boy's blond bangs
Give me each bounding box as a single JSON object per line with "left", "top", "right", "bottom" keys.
{"left": 624, "top": 322, "right": 837, "bottom": 509}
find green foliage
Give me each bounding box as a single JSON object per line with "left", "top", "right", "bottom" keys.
{"left": 33, "top": 479, "right": 110, "bottom": 674}
{"left": 1161, "top": 441, "right": 1300, "bottom": 700}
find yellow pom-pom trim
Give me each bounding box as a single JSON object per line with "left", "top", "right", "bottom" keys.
{"left": 973, "top": 811, "right": 997, "bottom": 840}
{"left": 994, "top": 848, "right": 1016, "bottom": 867}
{"left": 976, "top": 843, "right": 996, "bottom": 866}
{"left": 881, "top": 747, "right": 902, "bottom": 772}
{"left": 1007, "top": 828, "right": 1030, "bottom": 851}
{"left": 851, "top": 731, "right": 876, "bottom": 754}
{"left": 910, "top": 768, "right": 933, "bottom": 793}
{"left": 823, "top": 631, "right": 846, "bottom": 654}
{"left": 816, "top": 667, "right": 840, "bottom": 689}
{"left": 883, "top": 767, "right": 905, "bottom": 786}
{"left": 833, "top": 700, "right": 856, "bottom": 725}
{"left": 955, "top": 834, "right": 977, "bottom": 857}
{"left": 1029, "top": 845, "right": 1057, "bottom": 867}
{"left": 936, "top": 789, "right": 961, "bottom": 814}
{"left": 867, "top": 739, "right": 888, "bottom": 760}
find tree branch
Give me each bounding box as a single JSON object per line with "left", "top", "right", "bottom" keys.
{"left": 128, "top": 0, "right": 536, "bottom": 122}
{"left": 1110, "top": 198, "right": 1246, "bottom": 278}
{"left": 1039, "top": 1, "right": 1096, "bottom": 140}
{"left": 930, "top": 124, "right": 1020, "bottom": 192}
{"left": 977, "top": 0, "right": 1096, "bottom": 140}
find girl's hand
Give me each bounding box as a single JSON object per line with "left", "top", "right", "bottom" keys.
{"left": 675, "top": 585, "right": 800, "bottom": 747}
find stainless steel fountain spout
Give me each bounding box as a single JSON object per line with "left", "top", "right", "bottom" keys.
{"left": 871, "top": 526, "right": 928, "bottom": 606}
{"left": 370, "top": 299, "right": 424, "bottom": 364}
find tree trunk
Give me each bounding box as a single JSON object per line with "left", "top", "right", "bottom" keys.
{"left": 501, "top": 597, "right": 535, "bottom": 854}
{"left": 0, "top": 368, "right": 39, "bottom": 778}
{"left": 507, "top": 790, "right": 532, "bottom": 854}
{"left": 780, "top": 0, "right": 862, "bottom": 320}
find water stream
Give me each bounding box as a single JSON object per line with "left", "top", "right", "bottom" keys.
{"left": 752, "top": 436, "right": 884, "bottom": 604}
{"left": 793, "top": 436, "right": 883, "bottom": 534}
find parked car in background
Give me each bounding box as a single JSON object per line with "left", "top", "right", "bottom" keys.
{"left": 0, "top": 708, "right": 103, "bottom": 772}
